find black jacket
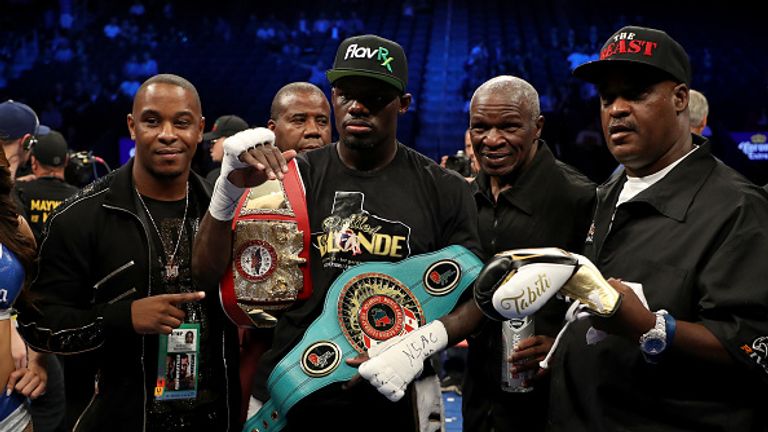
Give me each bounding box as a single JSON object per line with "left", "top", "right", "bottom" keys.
{"left": 17, "top": 160, "right": 240, "bottom": 431}
{"left": 548, "top": 140, "right": 768, "bottom": 431}
{"left": 464, "top": 141, "right": 595, "bottom": 432}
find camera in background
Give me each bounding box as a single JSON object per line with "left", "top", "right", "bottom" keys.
{"left": 65, "top": 151, "right": 112, "bottom": 187}
{"left": 445, "top": 150, "right": 473, "bottom": 177}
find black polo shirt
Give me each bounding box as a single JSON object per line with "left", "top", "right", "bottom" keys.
{"left": 463, "top": 141, "right": 595, "bottom": 431}
{"left": 548, "top": 140, "right": 768, "bottom": 432}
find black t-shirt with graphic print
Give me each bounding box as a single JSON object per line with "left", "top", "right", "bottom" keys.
{"left": 253, "top": 142, "right": 482, "bottom": 429}
{"left": 137, "top": 193, "right": 230, "bottom": 431}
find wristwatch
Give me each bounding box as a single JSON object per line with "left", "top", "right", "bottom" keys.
{"left": 639, "top": 309, "right": 673, "bottom": 362}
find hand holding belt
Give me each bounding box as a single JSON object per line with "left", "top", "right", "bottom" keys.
{"left": 358, "top": 320, "right": 449, "bottom": 402}
{"left": 219, "top": 158, "right": 312, "bottom": 329}
{"left": 243, "top": 245, "right": 483, "bottom": 432}
{"left": 209, "top": 128, "right": 277, "bottom": 222}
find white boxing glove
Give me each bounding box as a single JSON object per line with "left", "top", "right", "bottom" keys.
{"left": 474, "top": 248, "right": 579, "bottom": 321}
{"left": 491, "top": 259, "right": 576, "bottom": 320}
{"left": 209, "top": 128, "right": 276, "bottom": 221}
{"left": 358, "top": 320, "right": 448, "bottom": 402}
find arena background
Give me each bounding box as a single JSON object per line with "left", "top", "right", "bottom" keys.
{"left": 2, "top": 0, "right": 766, "bottom": 185}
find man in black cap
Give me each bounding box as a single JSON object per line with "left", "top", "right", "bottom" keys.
{"left": 15, "top": 130, "right": 79, "bottom": 243}
{"left": 0, "top": 99, "right": 49, "bottom": 181}
{"left": 14, "top": 131, "right": 79, "bottom": 432}
{"left": 547, "top": 26, "right": 768, "bottom": 431}
{"left": 204, "top": 114, "right": 249, "bottom": 183}
{"left": 193, "top": 34, "right": 481, "bottom": 430}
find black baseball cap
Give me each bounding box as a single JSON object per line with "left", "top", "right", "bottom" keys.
{"left": 573, "top": 26, "right": 691, "bottom": 86}
{"left": 326, "top": 34, "right": 408, "bottom": 92}
{"left": 203, "top": 115, "right": 249, "bottom": 141}
{"left": 33, "top": 130, "right": 68, "bottom": 167}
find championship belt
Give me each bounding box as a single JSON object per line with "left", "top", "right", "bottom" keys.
{"left": 243, "top": 245, "right": 483, "bottom": 432}
{"left": 220, "top": 159, "right": 312, "bottom": 329}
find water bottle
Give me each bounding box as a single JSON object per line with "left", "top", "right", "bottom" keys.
{"left": 500, "top": 317, "right": 535, "bottom": 393}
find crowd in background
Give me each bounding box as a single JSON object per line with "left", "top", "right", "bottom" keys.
{"left": 1, "top": 0, "right": 766, "bottom": 185}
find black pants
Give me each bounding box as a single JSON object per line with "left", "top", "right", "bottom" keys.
{"left": 58, "top": 352, "right": 99, "bottom": 430}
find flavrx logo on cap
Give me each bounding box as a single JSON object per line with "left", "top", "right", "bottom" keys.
{"left": 327, "top": 34, "right": 409, "bottom": 92}
{"left": 343, "top": 43, "right": 395, "bottom": 72}
{"left": 573, "top": 26, "right": 692, "bottom": 86}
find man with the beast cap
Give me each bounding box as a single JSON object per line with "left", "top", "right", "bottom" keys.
{"left": 547, "top": 26, "right": 768, "bottom": 431}
{"left": 193, "top": 34, "right": 481, "bottom": 430}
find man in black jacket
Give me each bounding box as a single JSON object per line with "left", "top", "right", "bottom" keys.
{"left": 462, "top": 75, "right": 595, "bottom": 432}
{"left": 18, "top": 74, "right": 240, "bottom": 432}
{"left": 547, "top": 26, "right": 768, "bottom": 431}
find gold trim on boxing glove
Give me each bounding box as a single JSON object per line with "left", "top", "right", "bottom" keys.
{"left": 560, "top": 264, "right": 621, "bottom": 317}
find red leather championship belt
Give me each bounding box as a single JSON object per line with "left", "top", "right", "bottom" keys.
{"left": 220, "top": 159, "right": 312, "bottom": 328}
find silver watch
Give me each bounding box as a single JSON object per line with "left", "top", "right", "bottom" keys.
{"left": 639, "top": 309, "right": 668, "bottom": 356}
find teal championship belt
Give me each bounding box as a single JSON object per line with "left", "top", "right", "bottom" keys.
{"left": 244, "top": 245, "right": 482, "bottom": 432}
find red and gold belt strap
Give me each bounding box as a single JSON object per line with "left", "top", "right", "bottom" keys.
{"left": 219, "top": 158, "right": 313, "bottom": 328}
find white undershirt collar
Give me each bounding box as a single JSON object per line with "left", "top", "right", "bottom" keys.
{"left": 616, "top": 146, "right": 699, "bottom": 207}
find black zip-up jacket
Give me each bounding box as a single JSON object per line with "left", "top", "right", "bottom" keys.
{"left": 17, "top": 159, "right": 240, "bottom": 431}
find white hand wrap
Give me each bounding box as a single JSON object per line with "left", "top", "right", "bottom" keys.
{"left": 220, "top": 128, "right": 276, "bottom": 179}
{"left": 358, "top": 320, "right": 448, "bottom": 402}
{"left": 208, "top": 128, "right": 276, "bottom": 221}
